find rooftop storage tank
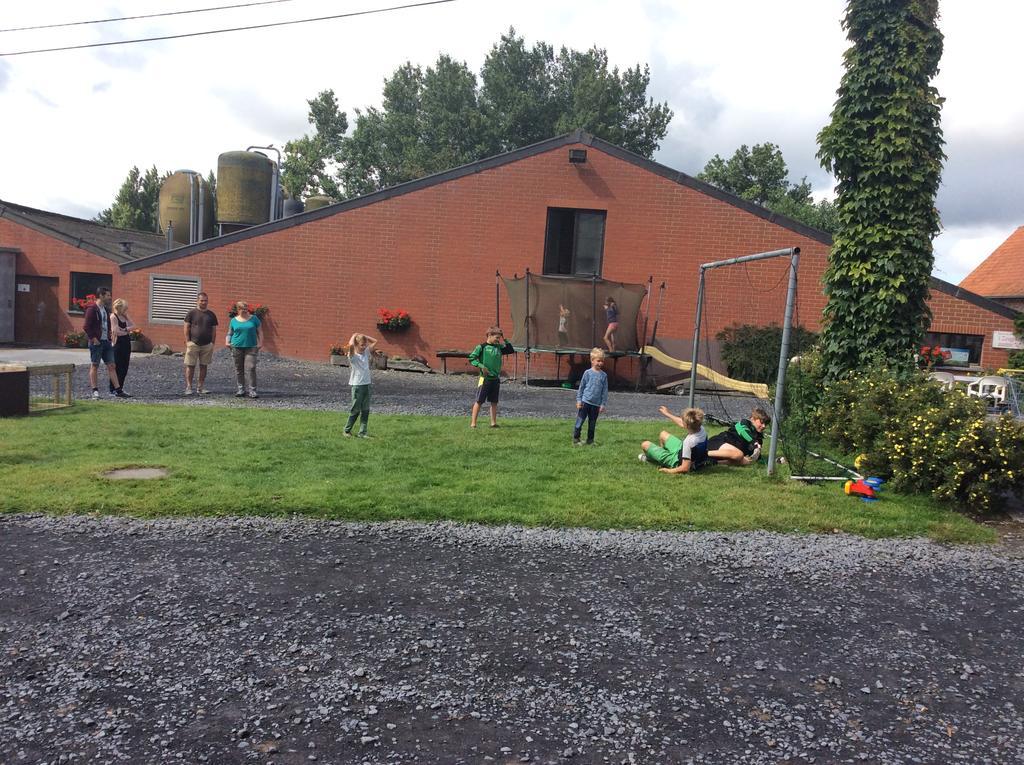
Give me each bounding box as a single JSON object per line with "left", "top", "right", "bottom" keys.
{"left": 283, "top": 197, "right": 305, "bottom": 217}
{"left": 305, "top": 195, "right": 334, "bottom": 211}
{"left": 217, "top": 151, "right": 274, "bottom": 233}
{"left": 159, "top": 171, "right": 213, "bottom": 246}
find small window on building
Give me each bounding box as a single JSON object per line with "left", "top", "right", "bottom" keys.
{"left": 543, "top": 208, "right": 606, "bottom": 276}
{"left": 922, "top": 332, "right": 984, "bottom": 366}
{"left": 150, "top": 275, "right": 200, "bottom": 323}
{"left": 69, "top": 272, "right": 112, "bottom": 313}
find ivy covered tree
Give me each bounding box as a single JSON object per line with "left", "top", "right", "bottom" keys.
{"left": 698, "top": 143, "right": 837, "bottom": 233}
{"left": 816, "top": 0, "right": 945, "bottom": 379}
{"left": 96, "top": 165, "right": 163, "bottom": 232}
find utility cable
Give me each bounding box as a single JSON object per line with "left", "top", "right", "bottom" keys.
{"left": 0, "top": 0, "right": 301, "bottom": 34}
{"left": 0, "top": 0, "right": 456, "bottom": 57}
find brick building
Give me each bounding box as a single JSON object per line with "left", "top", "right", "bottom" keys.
{"left": 960, "top": 226, "right": 1024, "bottom": 313}
{"left": 2, "top": 131, "right": 1019, "bottom": 373}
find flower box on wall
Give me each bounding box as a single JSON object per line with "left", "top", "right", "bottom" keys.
{"left": 376, "top": 308, "right": 411, "bottom": 331}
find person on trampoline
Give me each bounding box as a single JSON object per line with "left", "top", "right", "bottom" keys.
{"left": 469, "top": 325, "right": 515, "bottom": 428}
{"left": 638, "top": 406, "right": 708, "bottom": 474}
{"left": 603, "top": 297, "right": 619, "bottom": 353}
{"left": 705, "top": 407, "right": 770, "bottom": 466}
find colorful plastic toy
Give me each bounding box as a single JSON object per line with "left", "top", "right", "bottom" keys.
{"left": 844, "top": 477, "right": 884, "bottom": 502}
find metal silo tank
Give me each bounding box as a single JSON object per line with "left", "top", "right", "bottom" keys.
{"left": 217, "top": 151, "right": 274, "bottom": 231}
{"left": 159, "top": 171, "right": 212, "bottom": 246}
{"left": 283, "top": 197, "right": 305, "bottom": 217}
{"left": 305, "top": 195, "right": 335, "bottom": 211}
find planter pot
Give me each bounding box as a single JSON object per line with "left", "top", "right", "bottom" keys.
{"left": 329, "top": 354, "right": 349, "bottom": 367}
{"left": 376, "top": 323, "right": 411, "bottom": 333}
{"left": 130, "top": 341, "right": 144, "bottom": 353}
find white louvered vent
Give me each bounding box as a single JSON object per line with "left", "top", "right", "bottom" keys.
{"left": 150, "top": 276, "right": 199, "bottom": 322}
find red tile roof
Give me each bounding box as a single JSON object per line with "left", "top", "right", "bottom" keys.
{"left": 960, "top": 226, "right": 1024, "bottom": 297}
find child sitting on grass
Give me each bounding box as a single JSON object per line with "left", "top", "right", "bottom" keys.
{"left": 638, "top": 405, "right": 708, "bottom": 474}
{"left": 705, "top": 407, "right": 769, "bottom": 466}
{"left": 573, "top": 348, "right": 608, "bottom": 445}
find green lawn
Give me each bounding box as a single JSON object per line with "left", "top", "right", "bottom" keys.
{"left": 0, "top": 402, "right": 994, "bottom": 543}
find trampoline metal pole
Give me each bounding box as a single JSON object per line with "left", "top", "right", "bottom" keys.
{"left": 688, "top": 268, "right": 706, "bottom": 410}
{"left": 637, "top": 276, "right": 653, "bottom": 392}
{"left": 525, "top": 269, "right": 530, "bottom": 386}
{"left": 591, "top": 275, "right": 597, "bottom": 348}
{"left": 495, "top": 270, "right": 500, "bottom": 326}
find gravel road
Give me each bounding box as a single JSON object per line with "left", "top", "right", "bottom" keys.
{"left": 3, "top": 515, "right": 1023, "bottom": 764}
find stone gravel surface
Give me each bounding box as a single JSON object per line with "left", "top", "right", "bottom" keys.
{"left": 3, "top": 515, "right": 1024, "bottom": 764}
{"left": 83, "top": 349, "right": 760, "bottom": 422}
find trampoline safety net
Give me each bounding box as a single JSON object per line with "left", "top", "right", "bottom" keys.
{"left": 501, "top": 274, "right": 647, "bottom": 351}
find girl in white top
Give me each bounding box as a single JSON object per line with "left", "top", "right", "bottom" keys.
{"left": 344, "top": 333, "right": 377, "bottom": 437}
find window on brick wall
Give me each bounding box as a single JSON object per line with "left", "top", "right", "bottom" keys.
{"left": 543, "top": 208, "right": 606, "bottom": 276}
{"left": 69, "top": 272, "right": 112, "bottom": 313}
{"left": 149, "top": 275, "right": 200, "bottom": 323}
{"left": 923, "top": 331, "right": 984, "bottom": 366}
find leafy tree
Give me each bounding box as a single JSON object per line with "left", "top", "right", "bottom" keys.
{"left": 96, "top": 165, "right": 162, "bottom": 232}
{"left": 281, "top": 90, "right": 348, "bottom": 199}
{"left": 698, "top": 143, "right": 837, "bottom": 233}
{"left": 332, "top": 29, "right": 673, "bottom": 197}
{"left": 816, "top": 0, "right": 945, "bottom": 379}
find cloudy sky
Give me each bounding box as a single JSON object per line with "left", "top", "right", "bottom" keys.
{"left": 1, "top": 0, "right": 1020, "bottom": 283}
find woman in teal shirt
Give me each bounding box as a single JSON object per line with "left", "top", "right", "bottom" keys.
{"left": 225, "top": 301, "right": 263, "bottom": 398}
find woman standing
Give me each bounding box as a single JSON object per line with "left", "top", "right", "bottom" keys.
{"left": 225, "top": 301, "right": 263, "bottom": 398}
{"left": 109, "top": 298, "right": 135, "bottom": 397}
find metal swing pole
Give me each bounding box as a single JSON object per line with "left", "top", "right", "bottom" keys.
{"left": 688, "top": 268, "right": 706, "bottom": 410}
{"left": 766, "top": 248, "right": 800, "bottom": 476}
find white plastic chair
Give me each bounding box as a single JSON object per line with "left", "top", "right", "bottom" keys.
{"left": 928, "top": 371, "right": 955, "bottom": 391}
{"left": 967, "top": 375, "right": 1009, "bottom": 407}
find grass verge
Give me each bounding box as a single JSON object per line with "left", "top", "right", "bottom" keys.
{"left": 0, "top": 402, "right": 994, "bottom": 543}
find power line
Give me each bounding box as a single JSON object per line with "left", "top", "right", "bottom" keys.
{"left": 0, "top": 0, "right": 300, "bottom": 34}
{"left": 0, "top": 0, "right": 456, "bottom": 57}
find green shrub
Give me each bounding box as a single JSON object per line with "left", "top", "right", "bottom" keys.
{"left": 717, "top": 324, "right": 818, "bottom": 384}
{"left": 1008, "top": 350, "right": 1024, "bottom": 370}
{"left": 814, "top": 368, "right": 1024, "bottom": 513}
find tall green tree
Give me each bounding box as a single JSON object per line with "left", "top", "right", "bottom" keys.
{"left": 698, "top": 143, "right": 837, "bottom": 233}
{"left": 331, "top": 29, "right": 673, "bottom": 198}
{"left": 281, "top": 90, "right": 348, "bottom": 199}
{"left": 817, "top": 0, "right": 945, "bottom": 379}
{"left": 96, "top": 165, "right": 162, "bottom": 232}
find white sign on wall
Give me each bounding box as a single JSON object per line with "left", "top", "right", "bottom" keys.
{"left": 992, "top": 331, "right": 1024, "bottom": 350}
{"left": 17, "top": 283, "right": 30, "bottom": 292}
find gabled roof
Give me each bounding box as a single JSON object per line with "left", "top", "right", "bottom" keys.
{"left": 122, "top": 130, "right": 834, "bottom": 272}
{"left": 960, "top": 226, "right": 1024, "bottom": 299}
{"left": 0, "top": 199, "right": 167, "bottom": 264}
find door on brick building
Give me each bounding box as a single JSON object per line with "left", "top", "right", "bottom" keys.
{"left": 14, "top": 275, "right": 60, "bottom": 345}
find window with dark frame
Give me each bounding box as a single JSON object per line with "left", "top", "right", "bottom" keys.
{"left": 543, "top": 208, "right": 607, "bottom": 276}
{"left": 69, "top": 272, "right": 112, "bottom": 313}
{"left": 922, "top": 331, "right": 984, "bottom": 366}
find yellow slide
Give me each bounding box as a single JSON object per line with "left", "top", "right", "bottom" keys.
{"left": 641, "top": 345, "right": 770, "bottom": 398}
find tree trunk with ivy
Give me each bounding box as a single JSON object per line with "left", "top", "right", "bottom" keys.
{"left": 817, "top": 0, "right": 945, "bottom": 379}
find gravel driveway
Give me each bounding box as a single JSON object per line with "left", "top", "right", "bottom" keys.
{"left": 69, "top": 349, "right": 762, "bottom": 422}
{"left": 3, "top": 515, "right": 1023, "bottom": 764}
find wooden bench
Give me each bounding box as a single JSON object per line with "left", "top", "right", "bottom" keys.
{"left": 435, "top": 350, "right": 472, "bottom": 375}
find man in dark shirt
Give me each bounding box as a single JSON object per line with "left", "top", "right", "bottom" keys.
{"left": 182, "top": 292, "right": 218, "bottom": 395}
